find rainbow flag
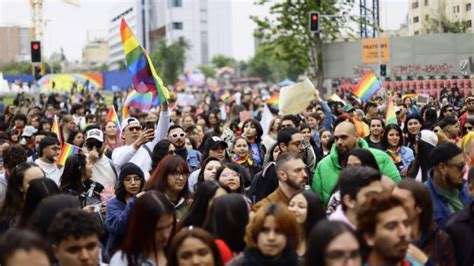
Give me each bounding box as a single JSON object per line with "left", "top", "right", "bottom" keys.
{"left": 267, "top": 93, "right": 280, "bottom": 108}
{"left": 385, "top": 97, "right": 397, "bottom": 125}
{"left": 120, "top": 18, "right": 169, "bottom": 104}
{"left": 57, "top": 143, "right": 81, "bottom": 166}
{"left": 51, "top": 115, "right": 62, "bottom": 146}
{"left": 352, "top": 72, "right": 382, "bottom": 101}
{"left": 122, "top": 90, "right": 154, "bottom": 119}
{"left": 106, "top": 105, "right": 121, "bottom": 131}
{"left": 402, "top": 94, "right": 416, "bottom": 100}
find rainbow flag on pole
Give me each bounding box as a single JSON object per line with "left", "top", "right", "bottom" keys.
{"left": 57, "top": 143, "right": 81, "bottom": 166}
{"left": 51, "top": 115, "right": 62, "bottom": 146}
{"left": 385, "top": 97, "right": 397, "bottom": 125}
{"left": 352, "top": 72, "right": 382, "bottom": 101}
{"left": 120, "top": 18, "right": 169, "bottom": 104}
{"left": 122, "top": 90, "right": 154, "bottom": 119}
{"left": 106, "top": 105, "right": 121, "bottom": 131}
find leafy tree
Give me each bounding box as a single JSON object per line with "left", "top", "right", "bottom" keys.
{"left": 211, "top": 55, "right": 237, "bottom": 68}
{"left": 0, "top": 61, "right": 32, "bottom": 75}
{"left": 252, "top": 0, "right": 356, "bottom": 90}
{"left": 198, "top": 64, "right": 216, "bottom": 78}
{"left": 424, "top": 14, "right": 470, "bottom": 33}
{"left": 247, "top": 45, "right": 292, "bottom": 82}
{"left": 151, "top": 37, "right": 190, "bottom": 86}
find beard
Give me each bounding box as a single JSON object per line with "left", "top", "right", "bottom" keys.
{"left": 286, "top": 177, "right": 306, "bottom": 190}
{"left": 373, "top": 237, "right": 409, "bottom": 264}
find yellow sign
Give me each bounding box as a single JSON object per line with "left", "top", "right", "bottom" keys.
{"left": 361, "top": 38, "right": 390, "bottom": 64}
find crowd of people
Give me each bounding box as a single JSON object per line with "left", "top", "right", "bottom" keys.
{"left": 0, "top": 84, "right": 473, "bottom": 266}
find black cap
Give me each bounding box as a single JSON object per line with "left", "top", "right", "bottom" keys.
{"left": 429, "top": 143, "right": 463, "bottom": 166}
{"left": 204, "top": 136, "right": 228, "bottom": 150}
{"left": 119, "top": 162, "right": 144, "bottom": 181}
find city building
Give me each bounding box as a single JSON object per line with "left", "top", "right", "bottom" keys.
{"left": 0, "top": 26, "right": 31, "bottom": 65}
{"left": 408, "top": 0, "right": 474, "bottom": 35}
{"left": 82, "top": 40, "right": 109, "bottom": 69}
{"left": 107, "top": 0, "right": 264, "bottom": 71}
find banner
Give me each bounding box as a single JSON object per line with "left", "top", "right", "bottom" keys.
{"left": 37, "top": 72, "right": 104, "bottom": 93}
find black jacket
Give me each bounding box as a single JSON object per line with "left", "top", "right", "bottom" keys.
{"left": 445, "top": 202, "right": 474, "bottom": 266}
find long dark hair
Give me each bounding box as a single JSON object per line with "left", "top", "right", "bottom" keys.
{"left": 150, "top": 139, "right": 173, "bottom": 173}
{"left": 144, "top": 155, "right": 191, "bottom": 200}
{"left": 0, "top": 162, "right": 42, "bottom": 225}
{"left": 121, "top": 191, "right": 175, "bottom": 266}
{"left": 179, "top": 180, "right": 229, "bottom": 229}
{"left": 242, "top": 118, "right": 263, "bottom": 143}
{"left": 203, "top": 194, "right": 249, "bottom": 253}
{"left": 289, "top": 190, "right": 325, "bottom": 237}
{"left": 305, "top": 220, "right": 360, "bottom": 266}
{"left": 66, "top": 129, "right": 83, "bottom": 147}
{"left": 18, "top": 178, "right": 60, "bottom": 228}
{"left": 343, "top": 148, "right": 380, "bottom": 171}
{"left": 214, "top": 162, "right": 249, "bottom": 193}
{"left": 407, "top": 136, "right": 436, "bottom": 182}
{"left": 382, "top": 124, "right": 404, "bottom": 149}
{"left": 196, "top": 156, "right": 222, "bottom": 189}
{"left": 59, "top": 153, "right": 87, "bottom": 193}
{"left": 167, "top": 227, "right": 223, "bottom": 266}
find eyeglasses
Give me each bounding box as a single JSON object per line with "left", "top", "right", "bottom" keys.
{"left": 170, "top": 133, "right": 186, "bottom": 138}
{"left": 86, "top": 141, "right": 102, "bottom": 150}
{"left": 325, "top": 249, "right": 361, "bottom": 261}
{"left": 447, "top": 162, "right": 465, "bottom": 171}
{"left": 289, "top": 140, "right": 304, "bottom": 147}
{"left": 171, "top": 172, "right": 187, "bottom": 178}
{"left": 281, "top": 124, "right": 293, "bottom": 129}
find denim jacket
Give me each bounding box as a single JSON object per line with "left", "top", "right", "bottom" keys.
{"left": 424, "top": 172, "right": 472, "bottom": 229}
{"left": 400, "top": 146, "right": 415, "bottom": 169}
{"left": 186, "top": 148, "right": 202, "bottom": 172}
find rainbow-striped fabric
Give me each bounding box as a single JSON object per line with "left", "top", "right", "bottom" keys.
{"left": 352, "top": 72, "right": 382, "bottom": 101}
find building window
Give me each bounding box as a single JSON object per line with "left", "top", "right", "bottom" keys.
{"left": 414, "top": 16, "right": 419, "bottom": 23}
{"left": 468, "top": 20, "right": 472, "bottom": 27}
{"left": 468, "top": 3, "right": 472, "bottom": 11}
{"left": 425, "top": 0, "right": 428, "bottom": 6}
{"left": 414, "top": 31, "right": 419, "bottom": 35}
{"left": 171, "top": 0, "right": 182, "bottom": 7}
{"left": 412, "top": 1, "right": 419, "bottom": 8}
{"left": 172, "top": 22, "right": 183, "bottom": 30}
{"left": 453, "top": 6, "right": 456, "bottom": 13}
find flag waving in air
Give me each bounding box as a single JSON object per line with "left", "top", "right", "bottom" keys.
{"left": 352, "top": 72, "right": 382, "bottom": 102}
{"left": 385, "top": 97, "right": 397, "bottom": 125}
{"left": 51, "top": 115, "right": 62, "bottom": 146}
{"left": 120, "top": 18, "right": 169, "bottom": 104}
{"left": 122, "top": 90, "right": 154, "bottom": 119}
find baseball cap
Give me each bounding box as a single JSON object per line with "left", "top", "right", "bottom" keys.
{"left": 121, "top": 117, "right": 141, "bottom": 131}
{"left": 22, "top": 126, "right": 38, "bottom": 137}
{"left": 85, "top": 128, "right": 104, "bottom": 142}
{"left": 342, "top": 104, "right": 355, "bottom": 113}
{"left": 418, "top": 130, "right": 438, "bottom": 147}
{"left": 204, "top": 136, "right": 228, "bottom": 150}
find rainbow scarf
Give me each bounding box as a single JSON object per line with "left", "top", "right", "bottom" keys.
{"left": 386, "top": 147, "right": 401, "bottom": 164}
{"left": 233, "top": 154, "right": 253, "bottom": 166}
{"left": 352, "top": 72, "right": 382, "bottom": 101}
{"left": 120, "top": 18, "right": 169, "bottom": 104}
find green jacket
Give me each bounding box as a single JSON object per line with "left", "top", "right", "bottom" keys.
{"left": 311, "top": 138, "right": 401, "bottom": 205}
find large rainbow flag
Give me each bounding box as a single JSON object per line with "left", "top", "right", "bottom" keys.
{"left": 385, "top": 97, "right": 397, "bottom": 125}
{"left": 57, "top": 143, "right": 81, "bottom": 166}
{"left": 352, "top": 72, "right": 382, "bottom": 101}
{"left": 120, "top": 18, "right": 169, "bottom": 104}
{"left": 122, "top": 90, "right": 154, "bottom": 119}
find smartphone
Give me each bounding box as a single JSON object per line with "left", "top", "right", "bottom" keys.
{"left": 145, "top": 121, "right": 155, "bottom": 130}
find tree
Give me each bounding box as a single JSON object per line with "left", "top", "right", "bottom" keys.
{"left": 424, "top": 15, "right": 470, "bottom": 33}
{"left": 0, "top": 61, "right": 32, "bottom": 75}
{"left": 198, "top": 64, "right": 216, "bottom": 78}
{"left": 247, "top": 45, "right": 299, "bottom": 82}
{"left": 211, "top": 55, "right": 237, "bottom": 68}
{"left": 151, "top": 37, "right": 190, "bottom": 86}
{"left": 252, "top": 0, "right": 357, "bottom": 91}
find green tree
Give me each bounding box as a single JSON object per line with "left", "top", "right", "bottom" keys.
{"left": 425, "top": 15, "right": 470, "bottom": 33}
{"left": 248, "top": 45, "right": 292, "bottom": 82}
{"left": 0, "top": 61, "right": 32, "bottom": 75}
{"left": 211, "top": 55, "right": 237, "bottom": 68}
{"left": 198, "top": 64, "right": 216, "bottom": 78}
{"left": 152, "top": 37, "right": 190, "bottom": 86}
{"left": 252, "top": 0, "right": 356, "bottom": 90}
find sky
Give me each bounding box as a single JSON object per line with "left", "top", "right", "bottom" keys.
{"left": 0, "top": 0, "right": 409, "bottom": 61}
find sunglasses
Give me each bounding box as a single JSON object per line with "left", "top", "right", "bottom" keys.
{"left": 170, "top": 133, "right": 186, "bottom": 138}
{"left": 465, "top": 126, "right": 473, "bottom": 131}
{"left": 447, "top": 162, "right": 465, "bottom": 171}
{"left": 446, "top": 109, "right": 454, "bottom": 112}
{"left": 86, "top": 141, "right": 102, "bottom": 150}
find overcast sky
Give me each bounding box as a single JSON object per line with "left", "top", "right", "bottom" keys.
{"left": 0, "top": 0, "right": 409, "bottom": 61}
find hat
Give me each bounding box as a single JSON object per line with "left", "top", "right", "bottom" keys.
{"left": 22, "top": 126, "right": 37, "bottom": 137}
{"left": 121, "top": 117, "right": 141, "bottom": 131}
{"left": 429, "top": 143, "right": 463, "bottom": 166}
{"left": 119, "top": 162, "right": 144, "bottom": 182}
{"left": 405, "top": 113, "right": 423, "bottom": 125}
{"left": 419, "top": 130, "right": 438, "bottom": 147}
{"left": 85, "top": 128, "right": 104, "bottom": 142}
{"left": 343, "top": 104, "right": 355, "bottom": 113}
{"left": 204, "top": 136, "right": 228, "bottom": 150}
{"left": 39, "top": 136, "right": 59, "bottom": 153}
{"left": 466, "top": 96, "right": 474, "bottom": 103}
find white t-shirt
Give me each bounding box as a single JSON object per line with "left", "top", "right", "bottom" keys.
{"left": 35, "top": 158, "right": 64, "bottom": 186}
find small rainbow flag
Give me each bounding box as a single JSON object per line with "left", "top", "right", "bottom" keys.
{"left": 120, "top": 18, "right": 169, "bottom": 104}
{"left": 122, "top": 90, "right": 154, "bottom": 119}
{"left": 57, "top": 143, "right": 81, "bottom": 166}
{"left": 106, "top": 105, "right": 121, "bottom": 131}
{"left": 267, "top": 93, "right": 280, "bottom": 108}
{"left": 385, "top": 97, "right": 397, "bottom": 125}
{"left": 352, "top": 72, "right": 382, "bottom": 102}
{"left": 51, "top": 115, "right": 62, "bottom": 146}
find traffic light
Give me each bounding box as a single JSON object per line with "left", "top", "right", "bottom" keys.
{"left": 380, "top": 64, "right": 387, "bottom": 76}
{"left": 31, "top": 41, "right": 42, "bottom": 63}
{"left": 33, "top": 66, "right": 42, "bottom": 80}
{"left": 309, "top": 12, "right": 320, "bottom": 32}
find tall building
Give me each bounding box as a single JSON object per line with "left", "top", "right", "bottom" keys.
{"left": 0, "top": 26, "right": 31, "bottom": 65}
{"left": 408, "top": 0, "right": 474, "bottom": 35}
{"left": 107, "top": 0, "right": 263, "bottom": 71}
{"left": 82, "top": 40, "right": 109, "bottom": 69}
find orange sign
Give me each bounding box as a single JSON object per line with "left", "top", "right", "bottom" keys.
{"left": 361, "top": 38, "right": 390, "bottom": 64}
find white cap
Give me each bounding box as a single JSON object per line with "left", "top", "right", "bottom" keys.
{"left": 121, "top": 117, "right": 141, "bottom": 131}
{"left": 22, "top": 126, "right": 37, "bottom": 137}
{"left": 85, "top": 128, "right": 104, "bottom": 142}
{"left": 419, "top": 130, "right": 438, "bottom": 147}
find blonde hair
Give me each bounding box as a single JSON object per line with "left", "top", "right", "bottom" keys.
{"left": 461, "top": 132, "right": 474, "bottom": 151}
